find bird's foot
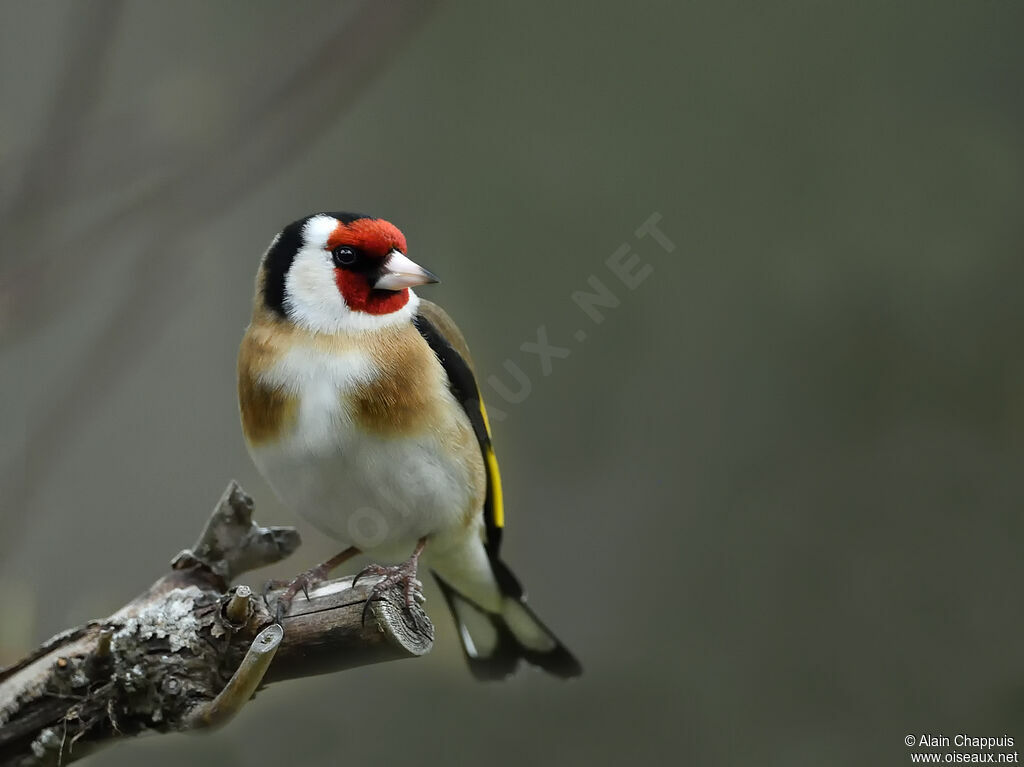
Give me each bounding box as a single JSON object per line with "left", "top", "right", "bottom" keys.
{"left": 353, "top": 539, "right": 427, "bottom": 626}
{"left": 261, "top": 565, "right": 326, "bottom": 623}
{"left": 263, "top": 546, "right": 359, "bottom": 624}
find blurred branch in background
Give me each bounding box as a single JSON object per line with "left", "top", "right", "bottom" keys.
{"left": 0, "top": 482, "right": 433, "bottom": 767}
{"left": 0, "top": 0, "right": 124, "bottom": 231}
{"left": 0, "top": 0, "right": 438, "bottom": 559}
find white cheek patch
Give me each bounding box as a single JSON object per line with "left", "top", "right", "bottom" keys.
{"left": 281, "top": 215, "right": 347, "bottom": 334}
{"left": 283, "top": 245, "right": 348, "bottom": 333}
{"left": 282, "top": 247, "right": 421, "bottom": 334}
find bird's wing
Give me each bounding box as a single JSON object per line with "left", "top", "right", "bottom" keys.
{"left": 413, "top": 299, "right": 505, "bottom": 555}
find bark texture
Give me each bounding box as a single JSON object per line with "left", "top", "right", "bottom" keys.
{"left": 0, "top": 482, "right": 433, "bottom": 766}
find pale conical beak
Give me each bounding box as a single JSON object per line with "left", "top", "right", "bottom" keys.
{"left": 373, "top": 250, "right": 440, "bottom": 290}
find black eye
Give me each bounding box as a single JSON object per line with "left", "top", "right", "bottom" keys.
{"left": 332, "top": 246, "right": 359, "bottom": 267}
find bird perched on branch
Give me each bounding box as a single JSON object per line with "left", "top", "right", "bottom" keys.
{"left": 237, "top": 212, "right": 581, "bottom": 679}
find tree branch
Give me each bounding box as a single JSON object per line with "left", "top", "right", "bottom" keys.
{"left": 0, "top": 481, "right": 433, "bottom": 766}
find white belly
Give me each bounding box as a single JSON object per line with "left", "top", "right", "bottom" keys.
{"left": 252, "top": 430, "right": 475, "bottom": 558}
{"left": 248, "top": 344, "right": 476, "bottom": 559}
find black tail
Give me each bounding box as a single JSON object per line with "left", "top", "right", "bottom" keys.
{"left": 433, "top": 558, "right": 582, "bottom": 681}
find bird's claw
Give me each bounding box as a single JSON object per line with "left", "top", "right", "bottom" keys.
{"left": 261, "top": 578, "right": 286, "bottom": 610}
{"left": 354, "top": 560, "right": 424, "bottom": 626}
{"left": 263, "top": 564, "right": 330, "bottom": 623}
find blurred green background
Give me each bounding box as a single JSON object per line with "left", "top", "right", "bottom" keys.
{"left": 2, "top": 1, "right": 1024, "bottom": 765}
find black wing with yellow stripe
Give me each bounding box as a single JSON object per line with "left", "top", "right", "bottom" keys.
{"left": 413, "top": 301, "right": 505, "bottom": 555}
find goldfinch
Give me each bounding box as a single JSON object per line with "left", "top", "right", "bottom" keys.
{"left": 237, "top": 212, "right": 581, "bottom": 679}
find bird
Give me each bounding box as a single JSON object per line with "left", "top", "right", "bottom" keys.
{"left": 237, "top": 211, "right": 581, "bottom": 679}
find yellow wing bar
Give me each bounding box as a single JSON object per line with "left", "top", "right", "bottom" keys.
{"left": 478, "top": 395, "right": 504, "bottom": 529}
